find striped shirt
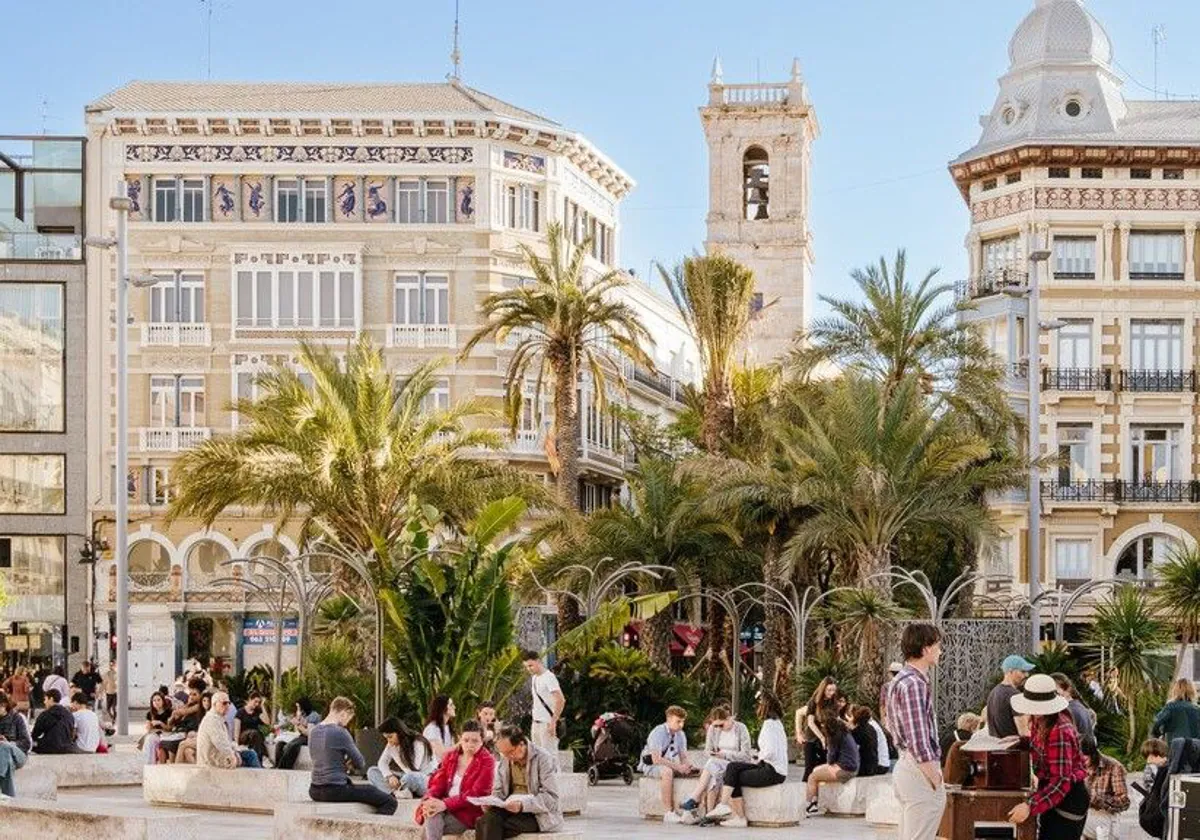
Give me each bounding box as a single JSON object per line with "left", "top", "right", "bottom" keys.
{"left": 885, "top": 664, "right": 940, "bottom": 764}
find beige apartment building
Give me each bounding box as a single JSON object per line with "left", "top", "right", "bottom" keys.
{"left": 955, "top": 0, "right": 1200, "bottom": 645}
{"left": 83, "top": 81, "right": 699, "bottom": 692}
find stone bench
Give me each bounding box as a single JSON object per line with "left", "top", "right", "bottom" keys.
{"left": 12, "top": 766, "right": 57, "bottom": 800}
{"left": 294, "top": 744, "right": 314, "bottom": 770}
{"left": 275, "top": 809, "right": 581, "bottom": 840}
{"left": 143, "top": 764, "right": 311, "bottom": 813}
{"left": 0, "top": 798, "right": 201, "bottom": 840}
{"left": 638, "top": 776, "right": 803, "bottom": 827}
{"left": 25, "top": 751, "right": 144, "bottom": 787}
{"left": 817, "top": 773, "right": 893, "bottom": 816}
{"left": 557, "top": 749, "right": 574, "bottom": 772}
{"left": 864, "top": 775, "right": 899, "bottom": 825}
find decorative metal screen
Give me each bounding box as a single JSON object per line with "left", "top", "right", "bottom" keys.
{"left": 888, "top": 618, "right": 1031, "bottom": 733}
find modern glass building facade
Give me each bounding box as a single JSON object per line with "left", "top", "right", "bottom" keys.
{"left": 0, "top": 136, "right": 87, "bottom": 672}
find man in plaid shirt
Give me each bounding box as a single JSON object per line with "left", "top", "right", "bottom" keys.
{"left": 884, "top": 623, "right": 946, "bottom": 840}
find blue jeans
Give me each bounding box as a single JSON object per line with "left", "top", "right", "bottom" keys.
{"left": 239, "top": 748, "right": 261, "bottom": 768}
{"left": 0, "top": 742, "right": 28, "bottom": 797}
{"left": 367, "top": 766, "right": 427, "bottom": 796}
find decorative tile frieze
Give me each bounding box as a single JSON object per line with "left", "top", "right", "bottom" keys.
{"left": 1035, "top": 186, "right": 1200, "bottom": 212}
{"left": 503, "top": 150, "right": 546, "bottom": 174}
{"left": 125, "top": 143, "right": 474, "bottom": 165}
{"left": 971, "top": 189, "right": 1033, "bottom": 222}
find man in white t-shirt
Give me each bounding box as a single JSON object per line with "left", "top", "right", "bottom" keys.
{"left": 69, "top": 692, "right": 102, "bottom": 753}
{"left": 522, "top": 650, "right": 564, "bottom": 758}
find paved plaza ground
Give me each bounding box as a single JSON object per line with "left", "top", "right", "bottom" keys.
{"left": 55, "top": 766, "right": 895, "bottom": 839}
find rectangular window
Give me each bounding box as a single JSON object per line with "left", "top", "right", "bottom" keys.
{"left": 1131, "top": 426, "right": 1181, "bottom": 483}
{"left": 981, "top": 235, "right": 1020, "bottom": 274}
{"left": 297, "top": 270, "right": 314, "bottom": 327}
{"left": 148, "top": 467, "right": 171, "bottom": 506}
{"left": 278, "top": 271, "right": 294, "bottom": 325}
{"left": 1057, "top": 320, "right": 1092, "bottom": 368}
{"left": 1081, "top": 168, "right": 1103, "bottom": 179}
{"left": 179, "top": 376, "right": 206, "bottom": 426}
{"left": 1049, "top": 167, "right": 1071, "bottom": 179}
{"left": 236, "top": 265, "right": 355, "bottom": 329}
{"left": 1056, "top": 425, "right": 1091, "bottom": 484}
{"left": 0, "top": 454, "right": 65, "bottom": 514}
{"left": 153, "top": 178, "right": 178, "bottom": 221}
{"left": 421, "top": 378, "right": 450, "bottom": 414}
{"left": 0, "top": 536, "right": 65, "bottom": 623}
{"left": 425, "top": 179, "right": 450, "bottom": 223}
{"left": 981, "top": 178, "right": 997, "bottom": 191}
{"left": 1129, "top": 231, "right": 1185, "bottom": 279}
{"left": 423, "top": 274, "right": 449, "bottom": 325}
{"left": 150, "top": 273, "right": 204, "bottom": 323}
{"left": 1053, "top": 236, "right": 1096, "bottom": 279}
{"left": 1054, "top": 540, "right": 1091, "bottom": 582}
{"left": 393, "top": 273, "right": 449, "bottom": 325}
{"left": 255, "top": 271, "right": 273, "bottom": 326}
{"left": 1006, "top": 172, "right": 1022, "bottom": 185}
{"left": 181, "top": 179, "right": 205, "bottom": 222}
{"left": 1130, "top": 319, "right": 1183, "bottom": 370}
{"left": 1131, "top": 168, "right": 1153, "bottom": 180}
{"left": 0, "top": 283, "right": 64, "bottom": 431}
{"left": 338, "top": 272, "right": 354, "bottom": 326}
{"left": 394, "top": 274, "right": 420, "bottom": 325}
{"left": 397, "top": 181, "right": 421, "bottom": 223}
{"left": 150, "top": 375, "right": 177, "bottom": 427}
{"left": 236, "top": 271, "right": 253, "bottom": 327}
{"left": 503, "top": 185, "right": 541, "bottom": 231}
{"left": 276, "top": 179, "right": 301, "bottom": 223}
{"left": 1164, "top": 169, "right": 1185, "bottom": 180}
{"left": 303, "top": 179, "right": 327, "bottom": 222}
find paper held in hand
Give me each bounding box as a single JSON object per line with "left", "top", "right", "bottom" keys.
{"left": 467, "top": 796, "right": 512, "bottom": 808}
{"left": 962, "top": 732, "right": 1022, "bottom": 752}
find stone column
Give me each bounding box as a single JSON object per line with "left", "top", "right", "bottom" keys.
{"left": 1186, "top": 222, "right": 1197, "bottom": 282}
{"left": 232, "top": 611, "right": 245, "bottom": 675}
{"left": 1118, "top": 222, "right": 1131, "bottom": 282}
{"left": 1102, "top": 222, "right": 1115, "bottom": 282}
{"left": 171, "top": 612, "right": 186, "bottom": 678}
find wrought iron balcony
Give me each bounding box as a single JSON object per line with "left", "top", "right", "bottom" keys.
{"left": 1055, "top": 578, "right": 1090, "bottom": 592}
{"left": 1115, "top": 480, "right": 1199, "bottom": 503}
{"left": 1041, "top": 480, "right": 1115, "bottom": 502}
{"left": 1119, "top": 369, "right": 1196, "bottom": 392}
{"left": 1042, "top": 367, "right": 1112, "bottom": 391}
{"left": 956, "top": 267, "right": 1029, "bottom": 301}
{"left": 1007, "top": 361, "right": 1028, "bottom": 380}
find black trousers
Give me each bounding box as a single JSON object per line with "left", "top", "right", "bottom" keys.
{"left": 309, "top": 781, "right": 397, "bottom": 815}
{"left": 721, "top": 761, "right": 786, "bottom": 798}
{"left": 276, "top": 735, "right": 308, "bottom": 769}
{"left": 474, "top": 810, "right": 541, "bottom": 840}
{"left": 1036, "top": 780, "right": 1088, "bottom": 840}
{"left": 802, "top": 740, "right": 826, "bottom": 782}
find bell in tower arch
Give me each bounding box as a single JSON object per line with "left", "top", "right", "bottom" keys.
{"left": 742, "top": 146, "right": 770, "bottom": 221}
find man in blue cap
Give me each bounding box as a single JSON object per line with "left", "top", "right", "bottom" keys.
{"left": 986, "top": 655, "right": 1035, "bottom": 738}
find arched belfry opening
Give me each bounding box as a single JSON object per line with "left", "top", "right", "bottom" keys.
{"left": 743, "top": 146, "right": 770, "bottom": 220}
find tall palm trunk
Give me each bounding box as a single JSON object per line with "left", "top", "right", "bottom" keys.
{"left": 858, "top": 544, "right": 892, "bottom": 712}
{"left": 701, "top": 380, "right": 733, "bottom": 454}
{"left": 644, "top": 610, "right": 675, "bottom": 675}
{"left": 552, "top": 355, "right": 581, "bottom": 511}
{"left": 761, "top": 531, "right": 790, "bottom": 698}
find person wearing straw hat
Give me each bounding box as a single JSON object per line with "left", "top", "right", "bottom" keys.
{"left": 1006, "top": 673, "right": 1090, "bottom": 840}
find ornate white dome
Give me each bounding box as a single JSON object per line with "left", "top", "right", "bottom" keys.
{"left": 1008, "top": 0, "right": 1112, "bottom": 70}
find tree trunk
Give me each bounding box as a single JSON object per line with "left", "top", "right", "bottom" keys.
{"left": 556, "top": 594, "right": 583, "bottom": 641}
{"left": 644, "top": 609, "right": 675, "bottom": 675}
{"left": 552, "top": 355, "right": 581, "bottom": 511}
{"left": 701, "top": 380, "right": 733, "bottom": 454}
{"left": 761, "top": 531, "right": 791, "bottom": 699}
{"left": 858, "top": 545, "right": 893, "bottom": 714}
{"left": 703, "top": 600, "right": 729, "bottom": 689}
{"left": 1175, "top": 630, "right": 1193, "bottom": 681}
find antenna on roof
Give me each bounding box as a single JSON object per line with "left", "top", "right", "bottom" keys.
{"left": 1153, "top": 24, "right": 1166, "bottom": 101}
{"left": 449, "top": 0, "right": 463, "bottom": 82}
{"left": 200, "top": 0, "right": 214, "bottom": 79}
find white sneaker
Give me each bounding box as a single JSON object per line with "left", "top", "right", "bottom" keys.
{"left": 394, "top": 789, "right": 413, "bottom": 799}
{"left": 706, "top": 803, "right": 733, "bottom": 820}
{"left": 679, "top": 811, "right": 698, "bottom": 825}
{"left": 720, "top": 816, "right": 748, "bottom": 828}
{"left": 664, "top": 812, "right": 685, "bottom": 824}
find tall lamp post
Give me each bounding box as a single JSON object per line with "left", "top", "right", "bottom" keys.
{"left": 84, "top": 180, "right": 162, "bottom": 737}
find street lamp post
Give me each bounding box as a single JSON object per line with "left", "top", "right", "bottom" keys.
{"left": 85, "top": 181, "right": 161, "bottom": 737}
{"left": 1025, "top": 240, "right": 1052, "bottom": 651}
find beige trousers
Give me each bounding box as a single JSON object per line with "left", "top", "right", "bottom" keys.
{"left": 894, "top": 751, "right": 947, "bottom": 840}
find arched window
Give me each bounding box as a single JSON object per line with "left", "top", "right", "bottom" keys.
{"left": 186, "top": 539, "right": 231, "bottom": 589}
{"left": 1115, "top": 533, "right": 1178, "bottom": 582}
{"left": 743, "top": 146, "right": 770, "bottom": 221}
{"left": 128, "top": 540, "right": 171, "bottom": 588}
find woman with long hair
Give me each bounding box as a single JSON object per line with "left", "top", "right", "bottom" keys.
{"left": 475, "top": 699, "right": 499, "bottom": 752}
{"left": 1152, "top": 677, "right": 1200, "bottom": 746}
{"left": 141, "top": 691, "right": 173, "bottom": 765}
{"left": 1079, "top": 734, "right": 1129, "bottom": 840}
{"left": 1006, "top": 674, "right": 1089, "bottom": 839}
{"left": 795, "top": 677, "right": 841, "bottom": 782}
{"left": 370, "top": 717, "right": 434, "bottom": 798}
{"left": 423, "top": 695, "right": 457, "bottom": 760}
{"left": 706, "top": 693, "right": 790, "bottom": 829}
{"left": 805, "top": 710, "right": 861, "bottom": 815}
{"left": 416, "top": 720, "right": 495, "bottom": 839}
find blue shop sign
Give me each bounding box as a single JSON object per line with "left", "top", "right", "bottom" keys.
{"left": 242, "top": 617, "right": 299, "bottom": 645}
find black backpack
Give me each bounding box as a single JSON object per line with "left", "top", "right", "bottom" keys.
{"left": 1141, "top": 738, "right": 1200, "bottom": 839}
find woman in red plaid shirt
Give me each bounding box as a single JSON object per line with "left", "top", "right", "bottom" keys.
{"left": 1007, "top": 673, "right": 1090, "bottom": 839}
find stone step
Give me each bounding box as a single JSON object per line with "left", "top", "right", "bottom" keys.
{"left": 11, "top": 766, "right": 57, "bottom": 801}
{"left": 143, "top": 764, "right": 312, "bottom": 813}
{"left": 25, "top": 751, "right": 144, "bottom": 787}
{"left": 0, "top": 797, "right": 202, "bottom": 840}
{"left": 638, "top": 776, "right": 802, "bottom": 827}
{"left": 277, "top": 810, "right": 581, "bottom": 840}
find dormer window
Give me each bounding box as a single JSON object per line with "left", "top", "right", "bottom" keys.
{"left": 743, "top": 146, "right": 769, "bottom": 221}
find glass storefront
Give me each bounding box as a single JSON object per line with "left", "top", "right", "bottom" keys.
{"left": 0, "top": 283, "right": 65, "bottom": 431}
{"left": 0, "top": 453, "right": 65, "bottom": 513}
{"left": 0, "top": 535, "right": 65, "bottom": 623}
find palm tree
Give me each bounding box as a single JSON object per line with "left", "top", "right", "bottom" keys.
{"left": 169, "top": 337, "right": 538, "bottom": 576}
{"left": 657, "top": 253, "right": 760, "bottom": 453}
{"left": 1087, "top": 586, "right": 1172, "bottom": 752}
{"left": 538, "top": 456, "right": 747, "bottom": 673}
{"left": 1153, "top": 543, "right": 1200, "bottom": 678}
{"left": 462, "top": 222, "right": 653, "bottom": 510}
{"left": 796, "top": 249, "right": 1016, "bottom": 438}
{"left": 822, "top": 587, "right": 909, "bottom": 684}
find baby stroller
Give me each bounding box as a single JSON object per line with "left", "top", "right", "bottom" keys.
{"left": 587, "top": 712, "right": 638, "bottom": 786}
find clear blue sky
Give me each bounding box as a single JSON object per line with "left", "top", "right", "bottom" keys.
{"left": 6, "top": 0, "right": 1199, "bottom": 314}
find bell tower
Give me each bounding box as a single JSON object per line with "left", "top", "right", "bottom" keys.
{"left": 701, "top": 58, "right": 819, "bottom": 361}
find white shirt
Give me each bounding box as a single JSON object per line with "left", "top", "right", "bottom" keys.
{"left": 378, "top": 739, "right": 431, "bottom": 777}
{"left": 422, "top": 722, "right": 452, "bottom": 750}
{"left": 716, "top": 727, "right": 740, "bottom": 753}
{"left": 449, "top": 767, "right": 465, "bottom": 798}
{"left": 756, "top": 718, "right": 789, "bottom": 777}
{"left": 43, "top": 674, "right": 70, "bottom": 705}
{"left": 531, "top": 669, "right": 562, "bottom": 723}
{"left": 868, "top": 719, "right": 891, "bottom": 768}
{"left": 73, "top": 708, "right": 101, "bottom": 752}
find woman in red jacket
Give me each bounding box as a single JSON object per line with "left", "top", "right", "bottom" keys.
{"left": 417, "top": 720, "right": 495, "bottom": 839}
